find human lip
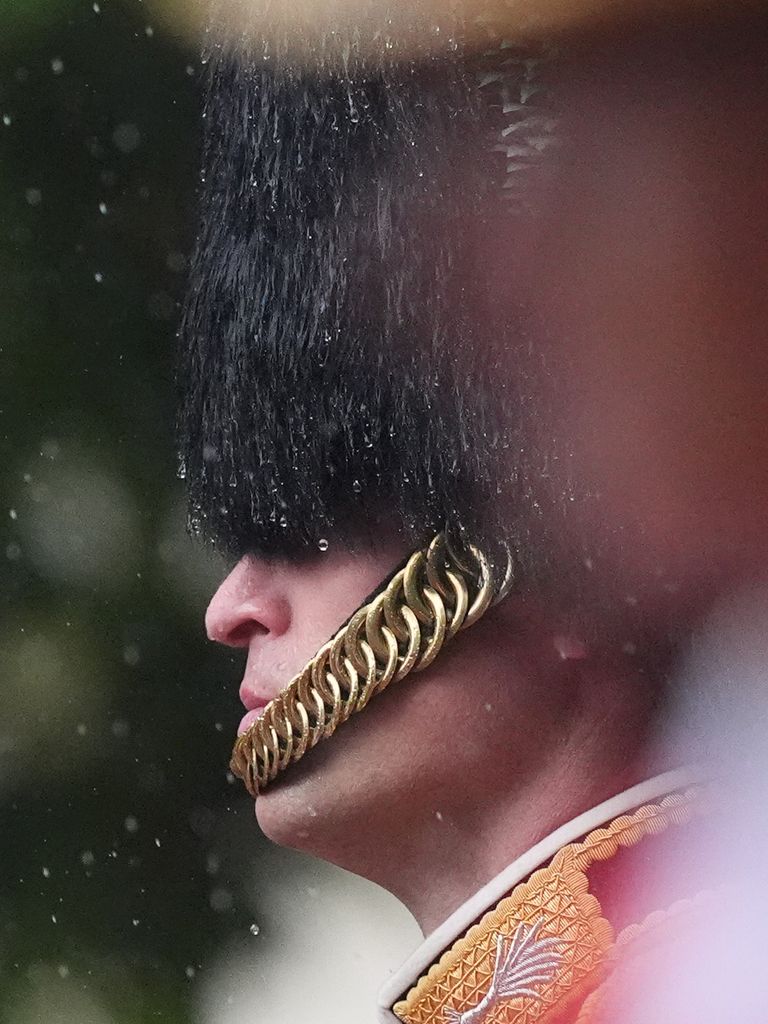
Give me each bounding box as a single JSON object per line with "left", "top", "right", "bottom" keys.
{"left": 237, "top": 655, "right": 293, "bottom": 737}
{"left": 238, "top": 703, "right": 269, "bottom": 736}
{"left": 238, "top": 669, "right": 276, "bottom": 723}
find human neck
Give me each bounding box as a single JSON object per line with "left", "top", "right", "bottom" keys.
{"left": 379, "top": 692, "right": 662, "bottom": 935}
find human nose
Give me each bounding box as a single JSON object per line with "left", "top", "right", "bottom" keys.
{"left": 205, "top": 557, "right": 291, "bottom": 647}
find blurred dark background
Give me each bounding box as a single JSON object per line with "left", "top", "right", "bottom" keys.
{"left": 0, "top": 4, "right": 417, "bottom": 1022}
{"left": 0, "top": 2, "right": 262, "bottom": 1021}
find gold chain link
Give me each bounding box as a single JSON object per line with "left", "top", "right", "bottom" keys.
{"left": 229, "top": 532, "right": 503, "bottom": 796}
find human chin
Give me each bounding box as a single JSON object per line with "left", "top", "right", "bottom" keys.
{"left": 253, "top": 750, "right": 340, "bottom": 853}
{"left": 252, "top": 682, "right": 416, "bottom": 858}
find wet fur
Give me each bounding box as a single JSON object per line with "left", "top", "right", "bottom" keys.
{"left": 178, "top": 35, "right": 522, "bottom": 570}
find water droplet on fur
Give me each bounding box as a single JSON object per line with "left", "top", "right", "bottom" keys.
{"left": 317, "top": 538, "right": 329, "bottom": 552}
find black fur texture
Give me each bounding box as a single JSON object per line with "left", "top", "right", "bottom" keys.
{"left": 178, "top": 34, "right": 535, "bottom": 573}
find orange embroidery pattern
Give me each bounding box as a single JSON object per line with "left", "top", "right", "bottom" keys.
{"left": 393, "top": 789, "right": 701, "bottom": 1024}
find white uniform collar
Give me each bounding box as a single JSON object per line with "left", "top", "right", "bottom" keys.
{"left": 376, "top": 766, "right": 699, "bottom": 1023}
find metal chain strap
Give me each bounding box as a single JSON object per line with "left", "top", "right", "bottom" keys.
{"left": 230, "top": 532, "right": 503, "bottom": 796}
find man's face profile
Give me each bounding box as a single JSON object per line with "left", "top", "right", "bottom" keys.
{"left": 182, "top": 5, "right": 768, "bottom": 928}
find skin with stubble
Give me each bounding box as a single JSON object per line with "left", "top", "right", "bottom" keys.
{"left": 191, "top": 12, "right": 768, "bottom": 934}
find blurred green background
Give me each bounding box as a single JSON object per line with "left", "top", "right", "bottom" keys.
{"left": 0, "top": 4, "right": 418, "bottom": 1022}
{"left": 0, "top": 1, "right": 268, "bottom": 1021}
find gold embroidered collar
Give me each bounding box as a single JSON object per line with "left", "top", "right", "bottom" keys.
{"left": 380, "top": 770, "right": 708, "bottom": 1024}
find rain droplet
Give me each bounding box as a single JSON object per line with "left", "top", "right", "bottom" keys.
{"left": 209, "top": 887, "right": 233, "bottom": 912}
{"left": 57, "top": 964, "right": 69, "bottom": 978}
{"left": 185, "top": 965, "right": 196, "bottom": 979}
{"left": 25, "top": 188, "right": 42, "bottom": 206}
{"left": 553, "top": 635, "right": 589, "bottom": 661}
{"left": 166, "top": 250, "right": 186, "bottom": 273}
{"left": 93, "top": 2, "right": 101, "bottom": 11}
{"left": 77, "top": 723, "right": 87, "bottom": 736}
{"left": 317, "top": 538, "right": 329, "bottom": 552}
{"left": 42, "top": 867, "right": 50, "bottom": 878}
{"left": 98, "top": 201, "right": 108, "bottom": 215}
{"left": 3, "top": 114, "right": 12, "bottom": 127}
{"left": 51, "top": 57, "right": 64, "bottom": 75}
{"left": 112, "top": 123, "right": 141, "bottom": 154}
{"left": 9, "top": 508, "right": 17, "bottom": 520}
{"left": 249, "top": 923, "right": 260, "bottom": 936}
{"left": 123, "top": 643, "right": 140, "bottom": 666}
{"left": 94, "top": 272, "right": 103, "bottom": 283}
{"left": 124, "top": 815, "right": 139, "bottom": 834}
{"left": 145, "top": 25, "right": 154, "bottom": 37}
{"left": 80, "top": 850, "right": 95, "bottom": 867}
{"left": 132, "top": 918, "right": 140, "bottom": 927}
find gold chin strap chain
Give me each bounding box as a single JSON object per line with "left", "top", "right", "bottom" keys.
{"left": 230, "top": 532, "right": 509, "bottom": 797}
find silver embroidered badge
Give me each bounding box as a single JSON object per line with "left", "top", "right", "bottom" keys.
{"left": 443, "top": 919, "right": 564, "bottom": 1024}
